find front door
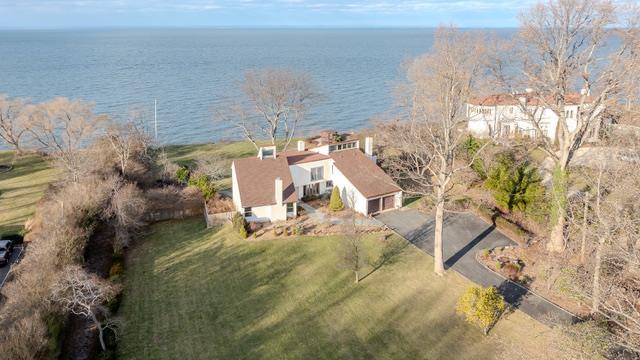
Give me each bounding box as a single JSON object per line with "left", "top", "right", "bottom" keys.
{"left": 303, "top": 183, "right": 320, "bottom": 197}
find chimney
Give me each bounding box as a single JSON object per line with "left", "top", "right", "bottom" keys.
{"left": 274, "top": 177, "right": 283, "bottom": 206}
{"left": 297, "top": 140, "right": 305, "bottom": 152}
{"left": 365, "top": 137, "right": 373, "bottom": 158}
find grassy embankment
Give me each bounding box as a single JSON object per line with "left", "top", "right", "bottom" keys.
{"left": 117, "top": 217, "right": 552, "bottom": 359}
{"left": 0, "top": 151, "right": 59, "bottom": 234}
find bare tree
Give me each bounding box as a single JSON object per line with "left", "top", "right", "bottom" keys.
{"left": 565, "top": 157, "right": 640, "bottom": 354}
{"left": 217, "top": 68, "right": 317, "bottom": 150}
{"left": 337, "top": 191, "right": 367, "bottom": 283}
{"left": 489, "top": 0, "right": 640, "bottom": 252}
{"left": 105, "top": 115, "right": 151, "bottom": 178}
{"left": 377, "top": 27, "right": 487, "bottom": 275}
{"left": 192, "top": 154, "right": 228, "bottom": 181}
{"left": 0, "top": 94, "right": 31, "bottom": 156}
{"left": 50, "top": 265, "right": 122, "bottom": 352}
{"left": 108, "top": 181, "right": 146, "bottom": 252}
{"left": 28, "top": 97, "right": 107, "bottom": 181}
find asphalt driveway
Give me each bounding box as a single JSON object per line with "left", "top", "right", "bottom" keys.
{"left": 0, "top": 246, "right": 24, "bottom": 288}
{"left": 376, "top": 208, "right": 577, "bottom": 326}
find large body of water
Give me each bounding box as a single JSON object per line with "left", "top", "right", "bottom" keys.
{"left": 0, "top": 28, "right": 512, "bottom": 145}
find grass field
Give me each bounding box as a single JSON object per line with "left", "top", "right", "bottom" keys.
{"left": 0, "top": 151, "right": 58, "bottom": 234}
{"left": 118, "top": 217, "right": 552, "bottom": 360}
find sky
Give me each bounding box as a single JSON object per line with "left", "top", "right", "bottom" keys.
{"left": 0, "top": 0, "right": 537, "bottom": 29}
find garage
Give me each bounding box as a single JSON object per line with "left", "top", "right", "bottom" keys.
{"left": 382, "top": 195, "right": 395, "bottom": 210}
{"left": 367, "top": 198, "right": 380, "bottom": 215}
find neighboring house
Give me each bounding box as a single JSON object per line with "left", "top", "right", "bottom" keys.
{"left": 467, "top": 90, "right": 605, "bottom": 141}
{"left": 231, "top": 131, "right": 402, "bottom": 222}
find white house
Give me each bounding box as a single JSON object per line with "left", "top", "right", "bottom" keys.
{"left": 231, "top": 131, "right": 402, "bottom": 222}
{"left": 467, "top": 90, "right": 604, "bottom": 141}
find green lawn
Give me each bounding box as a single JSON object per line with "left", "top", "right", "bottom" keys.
{"left": 118, "top": 218, "right": 551, "bottom": 359}
{"left": 0, "top": 151, "right": 58, "bottom": 234}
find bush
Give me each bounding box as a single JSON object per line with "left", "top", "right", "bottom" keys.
{"left": 232, "top": 212, "right": 246, "bottom": 230}
{"left": 293, "top": 224, "right": 304, "bottom": 236}
{"left": 328, "top": 187, "right": 344, "bottom": 212}
{"left": 272, "top": 227, "right": 278, "bottom": 236}
{"left": 238, "top": 226, "right": 248, "bottom": 239}
{"left": 189, "top": 174, "right": 216, "bottom": 200}
{"left": 495, "top": 261, "right": 503, "bottom": 269}
{"left": 175, "top": 166, "right": 190, "bottom": 183}
{"left": 248, "top": 222, "right": 262, "bottom": 233}
{"left": 461, "top": 135, "right": 486, "bottom": 179}
{"left": 481, "top": 249, "right": 490, "bottom": 257}
{"left": 456, "top": 286, "right": 506, "bottom": 335}
{"left": 484, "top": 152, "right": 545, "bottom": 214}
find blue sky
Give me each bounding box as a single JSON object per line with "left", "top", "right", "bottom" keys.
{"left": 1, "top": 0, "right": 536, "bottom": 29}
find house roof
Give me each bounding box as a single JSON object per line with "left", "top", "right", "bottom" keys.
{"left": 330, "top": 149, "right": 402, "bottom": 199}
{"left": 233, "top": 156, "right": 297, "bottom": 207}
{"left": 279, "top": 150, "right": 331, "bottom": 165}
{"left": 469, "top": 92, "right": 594, "bottom": 106}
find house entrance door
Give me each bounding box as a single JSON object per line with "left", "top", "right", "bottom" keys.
{"left": 303, "top": 183, "right": 320, "bottom": 197}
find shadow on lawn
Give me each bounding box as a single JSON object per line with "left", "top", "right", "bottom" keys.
{"left": 121, "top": 218, "right": 502, "bottom": 359}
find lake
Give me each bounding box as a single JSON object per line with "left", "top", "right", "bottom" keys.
{"left": 0, "top": 28, "right": 513, "bottom": 145}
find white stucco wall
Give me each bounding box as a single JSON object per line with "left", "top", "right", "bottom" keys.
{"left": 289, "top": 159, "right": 333, "bottom": 197}
{"left": 331, "top": 166, "right": 368, "bottom": 215}
{"left": 467, "top": 102, "right": 603, "bottom": 141}
{"left": 231, "top": 163, "right": 242, "bottom": 213}
{"left": 245, "top": 203, "right": 291, "bottom": 222}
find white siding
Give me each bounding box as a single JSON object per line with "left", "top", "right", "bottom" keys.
{"left": 331, "top": 166, "right": 368, "bottom": 214}
{"left": 289, "top": 159, "right": 333, "bottom": 198}
{"left": 231, "top": 163, "right": 242, "bottom": 212}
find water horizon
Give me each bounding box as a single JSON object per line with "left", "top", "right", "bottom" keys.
{"left": 0, "top": 28, "right": 515, "bottom": 147}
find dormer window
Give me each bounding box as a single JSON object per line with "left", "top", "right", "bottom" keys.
{"left": 258, "top": 146, "right": 276, "bottom": 159}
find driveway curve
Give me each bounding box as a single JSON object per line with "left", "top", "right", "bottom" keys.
{"left": 375, "top": 208, "right": 578, "bottom": 326}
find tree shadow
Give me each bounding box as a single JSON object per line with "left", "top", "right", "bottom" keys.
{"left": 444, "top": 223, "right": 496, "bottom": 269}
{"left": 360, "top": 237, "right": 410, "bottom": 282}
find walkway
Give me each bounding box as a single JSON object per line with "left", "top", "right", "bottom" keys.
{"left": 375, "top": 208, "right": 578, "bottom": 326}
{"left": 298, "top": 202, "right": 381, "bottom": 227}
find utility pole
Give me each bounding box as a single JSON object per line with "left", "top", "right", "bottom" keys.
{"left": 154, "top": 99, "right": 158, "bottom": 142}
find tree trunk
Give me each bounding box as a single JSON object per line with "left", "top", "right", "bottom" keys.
{"left": 434, "top": 192, "right": 445, "bottom": 276}
{"left": 548, "top": 165, "right": 568, "bottom": 252}
{"left": 355, "top": 270, "right": 359, "bottom": 284}
{"left": 91, "top": 313, "right": 107, "bottom": 352}
{"left": 580, "top": 194, "right": 589, "bottom": 264}
{"left": 591, "top": 238, "right": 604, "bottom": 314}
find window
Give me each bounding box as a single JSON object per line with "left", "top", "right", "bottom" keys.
{"left": 244, "top": 207, "right": 252, "bottom": 217}
{"left": 326, "top": 180, "right": 333, "bottom": 188}
{"left": 310, "top": 166, "right": 323, "bottom": 181}
{"left": 287, "top": 203, "right": 294, "bottom": 213}
{"left": 262, "top": 148, "right": 274, "bottom": 157}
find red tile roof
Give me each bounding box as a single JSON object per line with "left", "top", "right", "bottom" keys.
{"left": 232, "top": 156, "right": 297, "bottom": 207}
{"left": 469, "top": 92, "right": 593, "bottom": 106}
{"left": 330, "top": 149, "right": 402, "bottom": 199}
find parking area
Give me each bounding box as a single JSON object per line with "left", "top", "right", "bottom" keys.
{"left": 0, "top": 245, "right": 24, "bottom": 288}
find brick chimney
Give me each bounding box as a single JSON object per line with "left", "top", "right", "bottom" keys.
{"left": 275, "top": 177, "right": 283, "bottom": 206}
{"left": 297, "top": 140, "right": 305, "bottom": 151}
